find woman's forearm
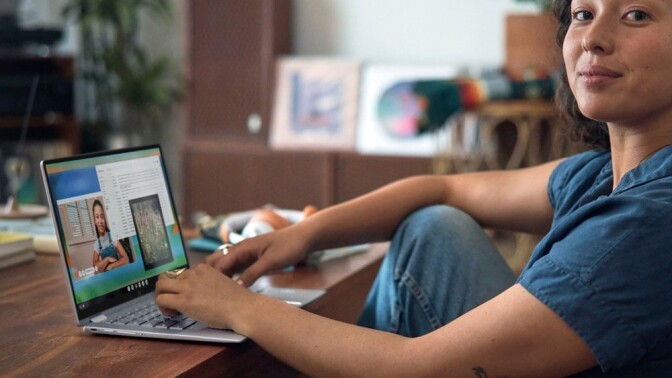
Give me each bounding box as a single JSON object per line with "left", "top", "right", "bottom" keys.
{"left": 236, "top": 295, "right": 414, "bottom": 377}
{"left": 295, "top": 161, "right": 559, "bottom": 249}
{"left": 296, "top": 175, "right": 448, "bottom": 251}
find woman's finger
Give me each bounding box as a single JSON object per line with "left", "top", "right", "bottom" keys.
{"left": 155, "top": 292, "right": 182, "bottom": 317}
{"left": 235, "top": 257, "right": 276, "bottom": 287}
{"left": 156, "top": 274, "right": 185, "bottom": 294}
{"left": 213, "top": 243, "right": 260, "bottom": 277}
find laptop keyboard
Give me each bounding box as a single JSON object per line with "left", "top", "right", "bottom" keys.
{"left": 107, "top": 301, "right": 197, "bottom": 330}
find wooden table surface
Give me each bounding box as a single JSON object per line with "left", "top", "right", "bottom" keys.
{"left": 0, "top": 244, "right": 386, "bottom": 377}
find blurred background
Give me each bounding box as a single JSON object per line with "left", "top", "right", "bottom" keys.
{"left": 0, "top": 0, "right": 556, "bottom": 223}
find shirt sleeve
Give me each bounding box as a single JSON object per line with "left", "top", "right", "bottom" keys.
{"left": 518, "top": 195, "right": 672, "bottom": 371}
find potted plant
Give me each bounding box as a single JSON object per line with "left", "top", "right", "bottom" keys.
{"left": 505, "top": 0, "right": 560, "bottom": 79}
{"left": 62, "top": 0, "right": 182, "bottom": 150}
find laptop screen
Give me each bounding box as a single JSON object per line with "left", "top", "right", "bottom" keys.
{"left": 41, "top": 145, "right": 188, "bottom": 320}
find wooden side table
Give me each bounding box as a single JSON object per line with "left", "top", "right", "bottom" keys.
{"left": 478, "top": 100, "right": 561, "bottom": 168}
{"left": 435, "top": 100, "right": 571, "bottom": 174}
{"left": 434, "top": 100, "right": 574, "bottom": 275}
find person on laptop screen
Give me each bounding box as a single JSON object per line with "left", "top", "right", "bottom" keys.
{"left": 92, "top": 199, "right": 129, "bottom": 273}
{"left": 156, "top": 0, "right": 672, "bottom": 376}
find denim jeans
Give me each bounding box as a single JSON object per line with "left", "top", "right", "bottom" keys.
{"left": 357, "top": 205, "right": 516, "bottom": 337}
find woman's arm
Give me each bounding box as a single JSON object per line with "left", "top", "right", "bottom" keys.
{"left": 211, "top": 160, "right": 560, "bottom": 284}
{"left": 156, "top": 263, "right": 597, "bottom": 377}
{"left": 299, "top": 159, "right": 561, "bottom": 252}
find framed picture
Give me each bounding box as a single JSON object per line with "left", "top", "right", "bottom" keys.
{"left": 270, "top": 57, "right": 361, "bottom": 151}
{"left": 356, "top": 64, "right": 460, "bottom": 156}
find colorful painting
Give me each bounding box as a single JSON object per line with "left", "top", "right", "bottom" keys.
{"left": 356, "top": 64, "right": 459, "bottom": 156}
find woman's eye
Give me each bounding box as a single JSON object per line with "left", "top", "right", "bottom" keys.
{"left": 572, "top": 10, "right": 593, "bottom": 21}
{"left": 624, "top": 10, "right": 649, "bottom": 21}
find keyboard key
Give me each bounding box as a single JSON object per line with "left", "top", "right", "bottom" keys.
{"left": 170, "top": 318, "right": 197, "bottom": 330}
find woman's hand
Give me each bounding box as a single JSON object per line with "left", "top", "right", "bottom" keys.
{"left": 155, "top": 263, "right": 255, "bottom": 330}
{"left": 205, "top": 226, "right": 310, "bottom": 287}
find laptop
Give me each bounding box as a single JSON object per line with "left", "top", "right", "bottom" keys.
{"left": 40, "top": 145, "right": 325, "bottom": 343}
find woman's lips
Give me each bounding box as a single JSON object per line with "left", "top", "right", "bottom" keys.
{"left": 578, "top": 65, "right": 622, "bottom": 85}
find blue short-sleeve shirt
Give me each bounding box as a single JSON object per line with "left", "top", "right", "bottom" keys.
{"left": 518, "top": 146, "right": 672, "bottom": 376}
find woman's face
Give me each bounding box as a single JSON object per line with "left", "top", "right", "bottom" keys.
{"left": 93, "top": 204, "right": 107, "bottom": 235}
{"left": 564, "top": 0, "right": 672, "bottom": 127}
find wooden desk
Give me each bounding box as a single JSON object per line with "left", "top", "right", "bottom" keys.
{"left": 0, "top": 244, "right": 386, "bottom": 377}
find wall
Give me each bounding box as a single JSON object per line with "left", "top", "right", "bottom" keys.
{"left": 25, "top": 0, "right": 539, "bottom": 70}
{"left": 293, "top": 0, "right": 537, "bottom": 65}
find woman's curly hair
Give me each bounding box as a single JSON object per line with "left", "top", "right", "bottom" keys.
{"left": 553, "top": 0, "right": 610, "bottom": 150}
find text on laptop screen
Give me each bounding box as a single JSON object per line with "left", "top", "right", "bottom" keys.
{"left": 43, "top": 147, "right": 187, "bottom": 309}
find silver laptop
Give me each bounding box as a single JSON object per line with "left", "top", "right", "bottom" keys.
{"left": 40, "top": 145, "right": 324, "bottom": 343}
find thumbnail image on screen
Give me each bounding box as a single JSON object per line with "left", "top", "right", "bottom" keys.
{"left": 129, "top": 194, "right": 173, "bottom": 271}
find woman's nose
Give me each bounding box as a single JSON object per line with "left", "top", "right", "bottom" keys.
{"left": 581, "top": 17, "right": 615, "bottom": 55}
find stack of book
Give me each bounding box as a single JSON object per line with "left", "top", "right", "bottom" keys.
{"left": 0, "top": 231, "right": 36, "bottom": 270}
{"left": 0, "top": 216, "right": 59, "bottom": 255}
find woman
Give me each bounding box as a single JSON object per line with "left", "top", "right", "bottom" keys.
{"left": 92, "top": 199, "right": 129, "bottom": 273}
{"left": 156, "top": 0, "right": 672, "bottom": 375}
